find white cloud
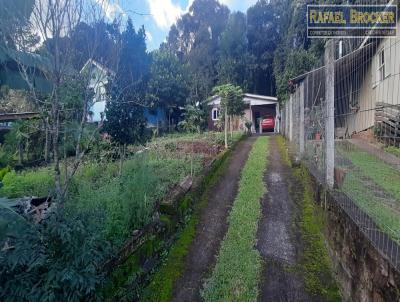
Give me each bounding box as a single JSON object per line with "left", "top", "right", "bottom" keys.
{"left": 95, "top": 0, "right": 126, "bottom": 20}
{"left": 146, "top": 31, "right": 153, "bottom": 42}
{"left": 146, "top": 0, "right": 183, "bottom": 29}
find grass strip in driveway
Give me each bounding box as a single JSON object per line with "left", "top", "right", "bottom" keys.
{"left": 202, "top": 136, "right": 268, "bottom": 302}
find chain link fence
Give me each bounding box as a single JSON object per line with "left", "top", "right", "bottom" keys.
{"left": 282, "top": 37, "right": 400, "bottom": 272}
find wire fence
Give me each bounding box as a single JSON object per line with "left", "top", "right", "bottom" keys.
{"left": 282, "top": 37, "right": 400, "bottom": 272}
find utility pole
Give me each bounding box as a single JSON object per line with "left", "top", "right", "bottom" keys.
{"left": 325, "top": 39, "right": 335, "bottom": 189}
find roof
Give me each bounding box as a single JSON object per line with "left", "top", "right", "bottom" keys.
{"left": 208, "top": 93, "right": 278, "bottom": 106}
{"left": 80, "top": 59, "right": 115, "bottom": 76}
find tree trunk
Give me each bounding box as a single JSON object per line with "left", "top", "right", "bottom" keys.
{"left": 44, "top": 118, "right": 49, "bottom": 162}
{"left": 224, "top": 113, "right": 228, "bottom": 149}
{"left": 18, "top": 142, "right": 23, "bottom": 165}
{"left": 230, "top": 115, "right": 233, "bottom": 139}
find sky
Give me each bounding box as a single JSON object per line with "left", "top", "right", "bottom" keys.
{"left": 95, "top": 0, "right": 258, "bottom": 50}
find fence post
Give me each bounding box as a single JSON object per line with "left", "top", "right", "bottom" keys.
{"left": 285, "top": 102, "right": 288, "bottom": 137}
{"left": 325, "top": 40, "right": 335, "bottom": 189}
{"left": 299, "top": 82, "right": 305, "bottom": 155}
{"left": 289, "top": 94, "right": 293, "bottom": 142}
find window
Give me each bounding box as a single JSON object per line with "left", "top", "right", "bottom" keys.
{"left": 212, "top": 108, "right": 220, "bottom": 121}
{"left": 378, "top": 49, "right": 385, "bottom": 82}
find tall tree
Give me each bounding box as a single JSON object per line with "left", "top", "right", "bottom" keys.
{"left": 146, "top": 49, "right": 189, "bottom": 130}
{"left": 217, "top": 12, "right": 251, "bottom": 90}
{"left": 247, "top": 0, "right": 282, "bottom": 96}
{"left": 105, "top": 18, "right": 149, "bottom": 149}
{"left": 166, "top": 0, "right": 230, "bottom": 103}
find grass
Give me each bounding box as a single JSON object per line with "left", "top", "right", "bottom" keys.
{"left": 202, "top": 137, "right": 268, "bottom": 302}
{"left": 140, "top": 148, "right": 233, "bottom": 302}
{"left": 385, "top": 146, "right": 400, "bottom": 158}
{"left": 342, "top": 172, "right": 400, "bottom": 243}
{"left": 0, "top": 168, "right": 54, "bottom": 198}
{"left": 336, "top": 143, "right": 400, "bottom": 243}
{"left": 338, "top": 145, "right": 400, "bottom": 201}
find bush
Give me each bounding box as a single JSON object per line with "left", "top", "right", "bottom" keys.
{"left": 0, "top": 210, "right": 111, "bottom": 302}
{"left": 0, "top": 168, "right": 54, "bottom": 198}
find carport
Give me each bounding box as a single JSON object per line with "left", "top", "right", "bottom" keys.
{"left": 243, "top": 94, "right": 279, "bottom": 133}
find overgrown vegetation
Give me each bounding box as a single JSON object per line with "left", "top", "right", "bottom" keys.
{"left": 0, "top": 133, "right": 232, "bottom": 301}
{"left": 203, "top": 137, "right": 268, "bottom": 301}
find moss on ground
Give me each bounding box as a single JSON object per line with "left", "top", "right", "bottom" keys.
{"left": 202, "top": 137, "right": 269, "bottom": 302}
{"left": 293, "top": 166, "right": 341, "bottom": 302}
{"left": 277, "top": 136, "right": 340, "bottom": 301}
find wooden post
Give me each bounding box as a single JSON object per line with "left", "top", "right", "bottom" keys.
{"left": 299, "top": 82, "right": 305, "bottom": 155}
{"left": 325, "top": 40, "right": 335, "bottom": 189}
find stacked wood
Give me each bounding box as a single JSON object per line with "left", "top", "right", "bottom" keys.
{"left": 375, "top": 102, "right": 400, "bottom": 146}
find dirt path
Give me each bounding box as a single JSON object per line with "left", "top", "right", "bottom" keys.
{"left": 256, "top": 136, "right": 312, "bottom": 302}
{"left": 172, "top": 136, "right": 256, "bottom": 302}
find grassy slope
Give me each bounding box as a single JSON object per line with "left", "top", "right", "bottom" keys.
{"left": 337, "top": 145, "right": 400, "bottom": 243}
{"left": 139, "top": 148, "right": 233, "bottom": 302}
{"left": 203, "top": 137, "right": 268, "bottom": 302}
{"left": 342, "top": 173, "right": 400, "bottom": 243}
{"left": 341, "top": 146, "right": 400, "bottom": 201}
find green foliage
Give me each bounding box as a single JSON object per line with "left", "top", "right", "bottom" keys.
{"left": 275, "top": 48, "right": 321, "bottom": 103}
{"left": 385, "top": 146, "right": 400, "bottom": 158}
{"left": 166, "top": 0, "right": 230, "bottom": 103}
{"left": 217, "top": 12, "right": 251, "bottom": 89}
{"left": 178, "top": 104, "right": 205, "bottom": 133}
{"left": 212, "top": 84, "right": 245, "bottom": 117}
{"left": 0, "top": 168, "right": 54, "bottom": 198}
{"left": 105, "top": 18, "right": 149, "bottom": 145}
{"left": 0, "top": 166, "right": 10, "bottom": 181}
{"left": 203, "top": 137, "right": 268, "bottom": 301}
{"left": 0, "top": 210, "right": 112, "bottom": 302}
{"left": 147, "top": 49, "right": 189, "bottom": 110}
{"left": 247, "top": 0, "right": 284, "bottom": 95}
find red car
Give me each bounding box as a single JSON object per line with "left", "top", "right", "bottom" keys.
{"left": 261, "top": 115, "right": 275, "bottom": 132}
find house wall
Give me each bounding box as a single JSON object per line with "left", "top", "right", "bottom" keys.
{"left": 347, "top": 23, "right": 400, "bottom": 134}
{"left": 207, "top": 106, "right": 250, "bottom": 131}
{"left": 88, "top": 67, "right": 109, "bottom": 122}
